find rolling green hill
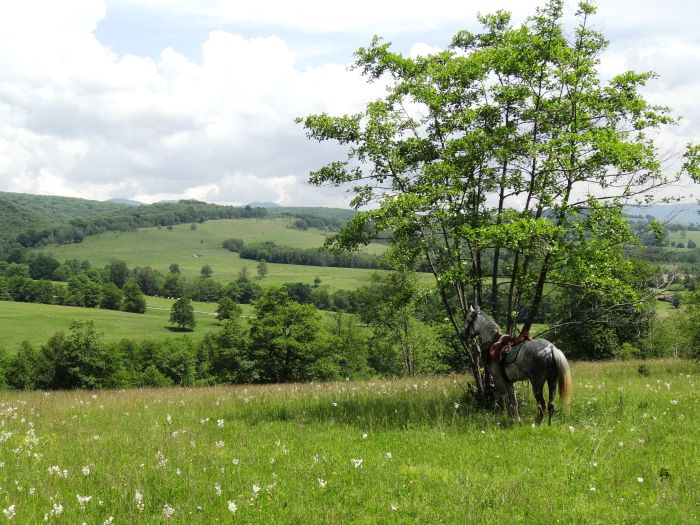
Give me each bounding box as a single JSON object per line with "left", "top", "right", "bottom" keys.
{"left": 0, "top": 191, "right": 128, "bottom": 242}
{"left": 37, "top": 218, "right": 386, "bottom": 291}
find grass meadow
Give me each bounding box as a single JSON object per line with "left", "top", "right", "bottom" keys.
{"left": 37, "top": 219, "right": 388, "bottom": 291}
{"left": 0, "top": 359, "right": 697, "bottom": 523}
{"left": 0, "top": 298, "right": 236, "bottom": 353}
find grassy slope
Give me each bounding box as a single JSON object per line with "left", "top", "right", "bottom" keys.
{"left": 0, "top": 359, "right": 697, "bottom": 523}
{"left": 0, "top": 298, "right": 231, "bottom": 352}
{"left": 37, "top": 218, "right": 386, "bottom": 291}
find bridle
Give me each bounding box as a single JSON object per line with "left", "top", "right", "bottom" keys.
{"left": 460, "top": 311, "right": 479, "bottom": 340}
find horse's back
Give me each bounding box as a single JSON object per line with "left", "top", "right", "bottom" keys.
{"left": 505, "top": 338, "right": 558, "bottom": 383}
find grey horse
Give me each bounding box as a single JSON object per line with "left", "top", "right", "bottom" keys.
{"left": 462, "top": 306, "right": 572, "bottom": 425}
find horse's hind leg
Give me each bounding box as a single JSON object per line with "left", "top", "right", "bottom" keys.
{"left": 547, "top": 376, "right": 557, "bottom": 425}
{"left": 531, "top": 381, "right": 546, "bottom": 426}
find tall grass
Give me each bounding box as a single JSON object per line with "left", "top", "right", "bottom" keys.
{"left": 0, "top": 359, "right": 698, "bottom": 523}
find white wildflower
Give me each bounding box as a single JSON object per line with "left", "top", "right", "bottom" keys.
{"left": 216, "top": 440, "right": 225, "bottom": 448}
{"left": 166, "top": 414, "right": 172, "bottom": 424}
{"left": 76, "top": 495, "right": 92, "bottom": 510}
{"left": 386, "top": 452, "right": 393, "bottom": 459}
{"left": 217, "top": 419, "right": 224, "bottom": 428}
{"left": 589, "top": 486, "right": 596, "bottom": 492}
{"left": 670, "top": 399, "right": 678, "bottom": 405}
{"left": 51, "top": 503, "right": 64, "bottom": 516}
{"left": 318, "top": 478, "right": 327, "bottom": 488}
{"left": 162, "top": 503, "right": 175, "bottom": 519}
{"left": 391, "top": 503, "right": 398, "bottom": 511}
{"left": 156, "top": 450, "right": 168, "bottom": 469}
{"left": 2, "top": 505, "right": 16, "bottom": 520}
{"left": 134, "top": 489, "right": 145, "bottom": 512}
{"left": 252, "top": 484, "right": 261, "bottom": 497}
{"left": 81, "top": 466, "right": 90, "bottom": 476}
{"left": 215, "top": 482, "right": 222, "bottom": 496}
{"left": 103, "top": 518, "right": 114, "bottom": 525}
{"left": 637, "top": 476, "right": 644, "bottom": 483}
{"left": 227, "top": 500, "right": 237, "bottom": 514}
{"left": 362, "top": 432, "right": 368, "bottom": 439}
{"left": 231, "top": 458, "right": 239, "bottom": 465}
{"left": 351, "top": 458, "right": 363, "bottom": 469}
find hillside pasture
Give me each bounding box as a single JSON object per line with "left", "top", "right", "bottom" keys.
{"left": 0, "top": 298, "right": 233, "bottom": 353}
{"left": 0, "top": 359, "right": 697, "bottom": 523}
{"left": 37, "top": 218, "right": 387, "bottom": 291}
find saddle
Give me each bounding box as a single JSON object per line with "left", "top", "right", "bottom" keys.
{"left": 487, "top": 332, "right": 531, "bottom": 365}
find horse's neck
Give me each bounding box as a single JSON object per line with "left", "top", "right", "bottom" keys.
{"left": 478, "top": 317, "right": 501, "bottom": 349}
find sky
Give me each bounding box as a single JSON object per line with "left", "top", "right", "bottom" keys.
{"left": 0, "top": 0, "right": 698, "bottom": 208}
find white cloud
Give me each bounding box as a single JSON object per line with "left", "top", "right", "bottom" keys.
{"left": 0, "top": 1, "right": 384, "bottom": 205}
{"left": 0, "top": 0, "right": 697, "bottom": 206}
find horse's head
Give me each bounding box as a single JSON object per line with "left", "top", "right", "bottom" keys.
{"left": 460, "top": 305, "right": 481, "bottom": 340}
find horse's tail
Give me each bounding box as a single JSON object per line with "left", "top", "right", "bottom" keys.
{"left": 553, "top": 347, "right": 572, "bottom": 403}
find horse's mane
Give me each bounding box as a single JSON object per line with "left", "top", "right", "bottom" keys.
{"left": 476, "top": 311, "right": 501, "bottom": 345}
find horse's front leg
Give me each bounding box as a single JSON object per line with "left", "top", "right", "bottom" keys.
{"left": 507, "top": 382, "right": 520, "bottom": 422}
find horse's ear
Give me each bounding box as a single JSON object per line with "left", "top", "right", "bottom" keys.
{"left": 469, "top": 305, "right": 474, "bottom": 313}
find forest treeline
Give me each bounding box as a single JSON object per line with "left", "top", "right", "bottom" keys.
{"left": 224, "top": 239, "right": 388, "bottom": 270}
{"left": 1, "top": 277, "right": 699, "bottom": 391}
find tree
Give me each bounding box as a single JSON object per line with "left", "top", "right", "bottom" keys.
{"left": 28, "top": 253, "right": 60, "bottom": 280}
{"left": 216, "top": 297, "right": 241, "bottom": 321}
{"left": 162, "top": 272, "right": 184, "bottom": 298}
{"left": 132, "top": 266, "right": 161, "bottom": 296}
{"left": 37, "top": 321, "right": 123, "bottom": 389}
{"left": 201, "top": 264, "right": 213, "bottom": 278}
{"left": 298, "top": 1, "right": 700, "bottom": 403}
{"left": 106, "top": 259, "right": 130, "bottom": 288}
{"left": 6, "top": 342, "right": 40, "bottom": 389}
{"left": 249, "top": 287, "right": 322, "bottom": 382}
{"left": 170, "top": 296, "right": 196, "bottom": 331}
{"left": 257, "top": 259, "right": 268, "bottom": 278}
{"left": 100, "top": 283, "right": 123, "bottom": 310}
{"left": 169, "top": 263, "right": 181, "bottom": 274}
{"left": 357, "top": 266, "right": 432, "bottom": 376}
{"left": 122, "top": 281, "right": 146, "bottom": 314}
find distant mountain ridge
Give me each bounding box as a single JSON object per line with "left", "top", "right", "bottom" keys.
{"left": 247, "top": 201, "right": 281, "bottom": 208}
{"left": 624, "top": 202, "right": 699, "bottom": 223}
{"left": 107, "top": 198, "right": 144, "bottom": 206}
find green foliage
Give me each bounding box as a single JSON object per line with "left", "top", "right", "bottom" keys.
{"left": 100, "top": 283, "right": 123, "bottom": 310}
{"left": 106, "top": 259, "right": 130, "bottom": 287}
{"left": 199, "top": 318, "right": 256, "bottom": 383}
{"left": 249, "top": 287, "right": 323, "bottom": 382}
{"left": 299, "top": 1, "right": 698, "bottom": 400}
{"left": 5, "top": 342, "right": 40, "bottom": 389}
{"left": 549, "top": 260, "right": 657, "bottom": 359}
{"left": 257, "top": 258, "right": 268, "bottom": 278}
{"left": 222, "top": 238, "right": 244, "bottom": 252}
{"left": 121, "top": 281, "right": 146, "bottom": 314}
{"left": 37, "top": 321, "right": 124, "bottom": 389}
{"left": 215, "top": 297, "right": 241, "bottom": 321}
{"left": 239, "top": 240, "right": 385, "bottom": 269}
{"left": 170, "top": 296, "right": 196, "bottom": 331}
{"left": 28, "top": 253, "right": 60, "bottom": 280}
